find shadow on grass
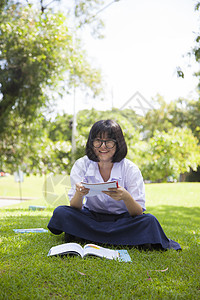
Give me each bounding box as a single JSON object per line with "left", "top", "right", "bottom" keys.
{"left": 147, "top": 205, "right": 200, "bottom": 225}
{"left": 146, "top": 205, "right": 200, "bottom": 247}
{"left": 147, "top": 205, "right": 200, "bottom": 221}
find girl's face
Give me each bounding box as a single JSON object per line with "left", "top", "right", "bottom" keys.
{"left": 93, "top": 133, "right": 116, "bottom": 163}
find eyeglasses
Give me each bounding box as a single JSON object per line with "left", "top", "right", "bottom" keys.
{"left": 92, "top": 138, "right": 116, "bottom": 149}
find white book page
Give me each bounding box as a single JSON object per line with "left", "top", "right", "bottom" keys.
{"left": 81, "top": 181, "right": 118, "bottom": 196}
{"left": 83, "top": 244, "right": 119, "bottom": 260}
{"left": 48, "top": 243, "right": 84, "bottom": 257}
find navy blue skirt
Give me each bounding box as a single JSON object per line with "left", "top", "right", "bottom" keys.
{"left": 47, "top": 206, "right": 181, "bottom": 250}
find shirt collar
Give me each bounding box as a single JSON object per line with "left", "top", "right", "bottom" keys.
{"left": 84, "top": 160, "right": 123, "bottom": 181}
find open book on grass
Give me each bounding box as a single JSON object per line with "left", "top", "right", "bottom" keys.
{"left": 48, "top": 242, "right": 131, "bottom": 262}
{"left": 81, "top": 180, "right": 118, "bottom": 196}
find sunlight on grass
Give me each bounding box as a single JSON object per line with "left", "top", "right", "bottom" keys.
{"left": 0, "top": 174, "right": 45, "bottom": 199}
{"left": 0, "top": 174, "right": 71, "bottom": 209}
{"left": 0, "top": 179, "right": 200, "bottom": 299}
{"left": 145, "top": 182, "right": 200, "bottom": 207}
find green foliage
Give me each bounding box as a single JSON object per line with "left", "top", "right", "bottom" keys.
{"left": 1, "top": 102, "right": 200, "bottom": 182}
{"left": 175, "top": 99, "right": 200, "bottom": 143}
{"left": 138, "top": 96, "right": 200, "bottom": 181}
{"left": 0, "top": 114, "right": 44, "bottom": 173}
{"left": 141, "top": 128, "right": 200, "bottom": 182}
{"left": 72, "top": 107, "right": 200, "bottom": 182}
{"left": 140, "top": 95, "right": 178, "bottom": 140}
{"left": 0, "top": 4, "right": 70, "bottom": 125}
{"left": 0, "top": 2, "right": 102, "bottom": 129}
{"left": 45, "top": 113, "right": 73, "bottom": 142}
{"left": 141, "top": 95, "right": 200, "bottom": 144}
{"left": 0, "top": 1, "right": 103, "bottom": 174}
{"left": 14, "top": 104, "right": 197, "bottom": 182}
{"left": 74, "top": 0, "right": 105, "bottom": 38}
{"left": 195, "top": 1, "right": 200, "bottom": 11}
{"left": 192, "top": 2, "right": 200, "bottom": 91}
{"left": 1, "top": 1, "right": 199, "bottom": 182}
{"left": 0, "top": 114, "right": 72, "bottom": 175}
{"left": 46, "top": 108, "right": 141, "bottom": 165}
{"left": 0, "top": 0, "right": 9, "bottom": 12}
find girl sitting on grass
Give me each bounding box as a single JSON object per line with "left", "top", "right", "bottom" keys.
{"left": 48, "top": 119, "right": 181, "bottom": 250}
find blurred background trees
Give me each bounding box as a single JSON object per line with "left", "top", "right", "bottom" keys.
{"left": 0, "top": 0, "right": 103, "bottom": 174}
{"left": 0, "top": 0, "right": 200, "bottom": 182}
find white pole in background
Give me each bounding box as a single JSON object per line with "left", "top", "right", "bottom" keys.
{"left": 71, "top": 0, "right": 121, "bottom": 163}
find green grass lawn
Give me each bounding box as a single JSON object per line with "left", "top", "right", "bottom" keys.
{"left": 0, "top": 176, "right": 200, "bottom": 299}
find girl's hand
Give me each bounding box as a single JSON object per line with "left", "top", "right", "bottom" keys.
{"left": 103, "top": 185, "right": 143, "bottom": 216}
{"left": 102, "top": 186, "right": 128, "bottom": 201}
{"left": 70, "top": 183, "right": 89, "bottom": 210}
{"left": 75, "top": 183, "right": 89, "bottom": 197}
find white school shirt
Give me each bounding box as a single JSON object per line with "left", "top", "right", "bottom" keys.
{"left": 68, "top": 156, "right": 146, "bottom": 214}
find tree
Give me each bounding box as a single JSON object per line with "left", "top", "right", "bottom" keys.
{"left": 0, "top": 1, "right": 104, "bottom": 173}
{"left": 45, "top": 113, "right": 73, "bottom": 142}
{"left": 193, "top": 2, "right": 200, "bottom": 91}
{"left": 0, "top": 112, "right": 72, "bottom": 175}
{"left": 0, "top": 3, "right": 102, "bottom": 131}
{"left": 20, "top": 0, "right": 106, "bottom": 37}
{"left": 140, "top": 95, "right": 200, "bottom": 145}
{"left": 140, "top": 95, "right": 176, "bottom": 140}
{"left": 12, "top": 106, "right": 198, "bottom": 181}
{"left": 170, "top": 98, "right": 200, "bottom": 143}
{"left": 140, "top": 128, "right": 200, "bottom": 182}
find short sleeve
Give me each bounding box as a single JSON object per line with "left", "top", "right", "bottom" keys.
{"left": 124, "top": 161, "right": 146, "bottom": 211}
{"left": 68, "top": 157, "right": 88, "bottom": 201}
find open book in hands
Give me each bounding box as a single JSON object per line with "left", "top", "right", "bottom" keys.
{"left": 48, "top": 242, "right": 132, "bottom": 262}
{"left": 81, "top": 180, "right": 118, "bottom": 196}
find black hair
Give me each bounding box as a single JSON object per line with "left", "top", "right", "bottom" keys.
{"left": 86, "top": 120, "right": 127, "bottom": 162}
